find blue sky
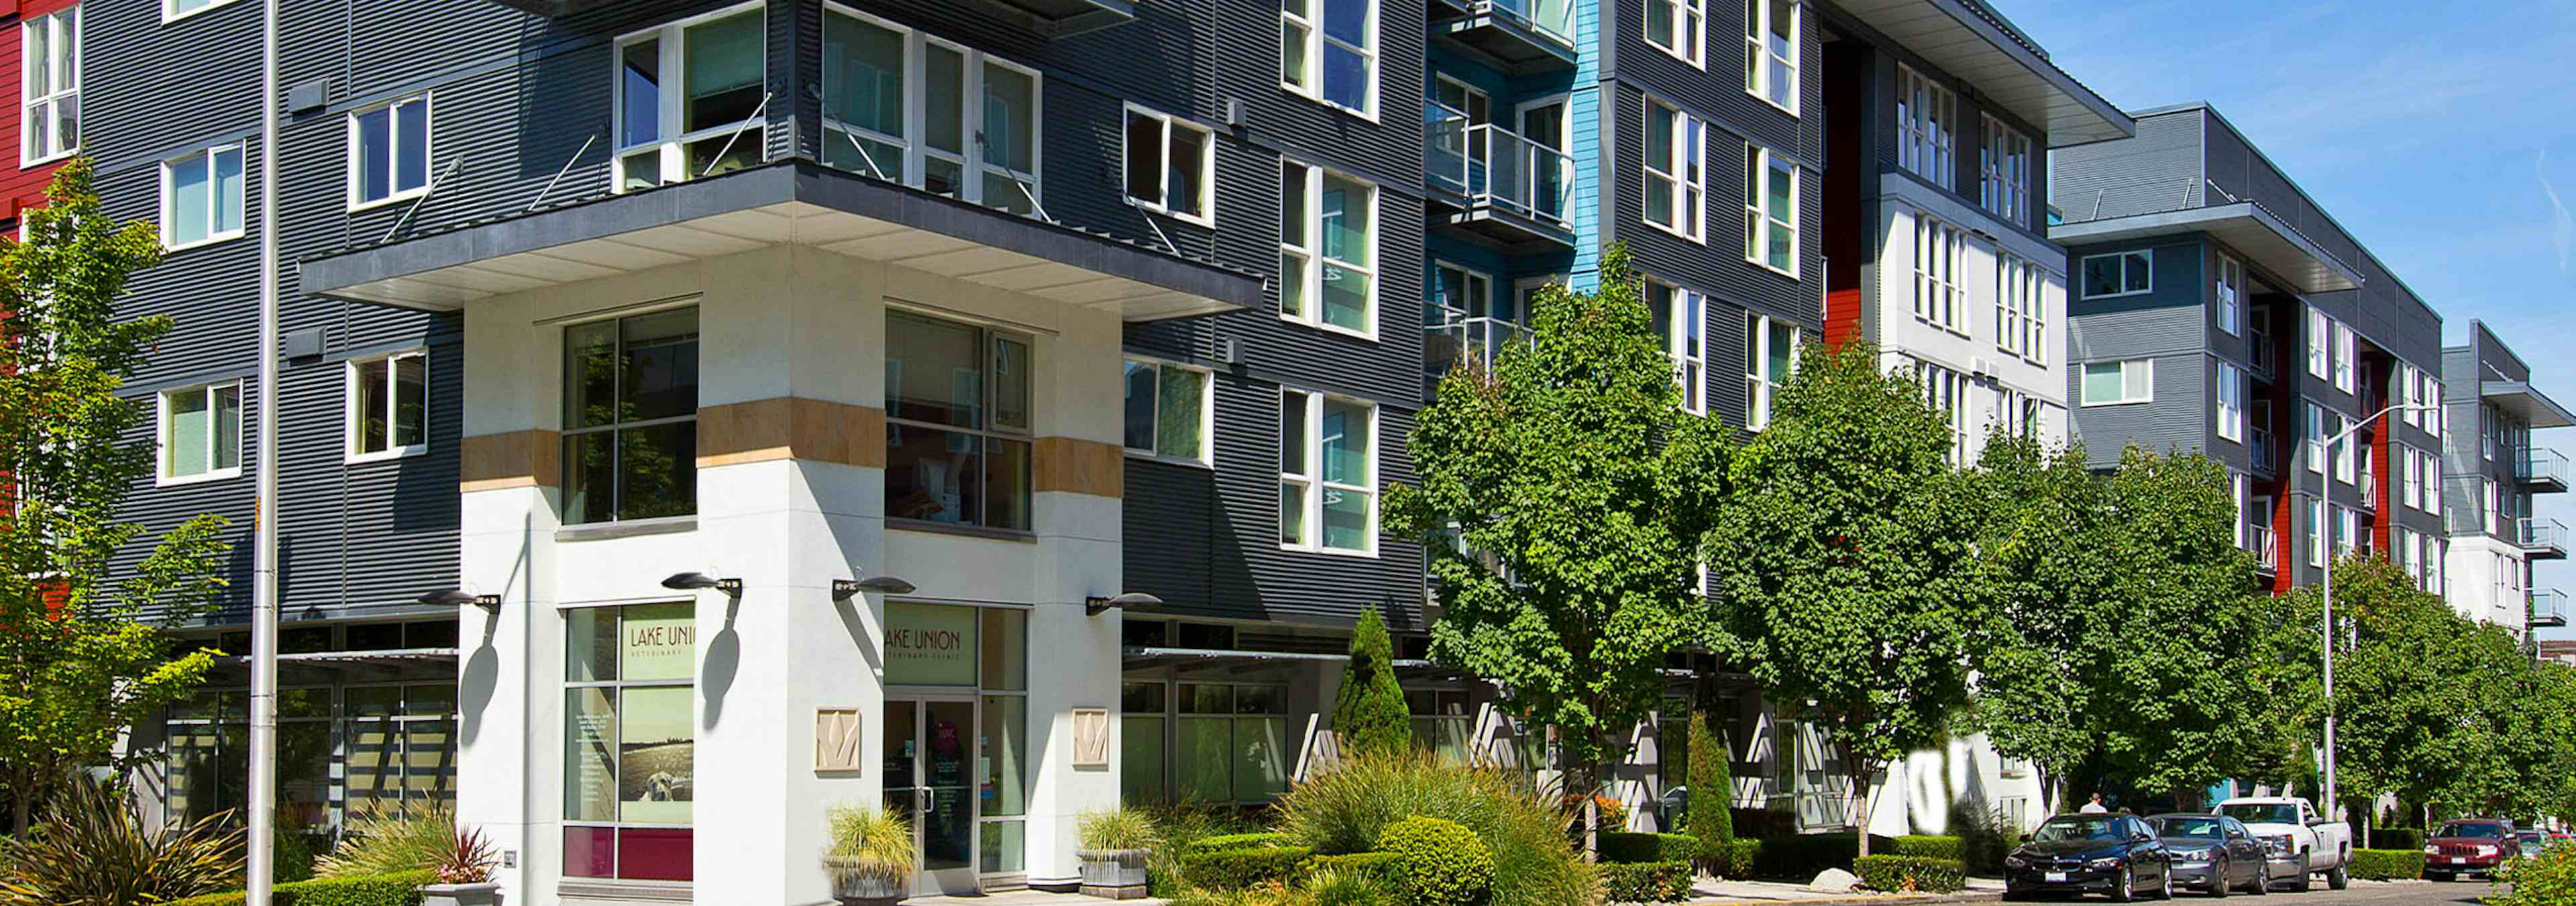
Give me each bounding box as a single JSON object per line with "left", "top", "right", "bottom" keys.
{"left": 2005, "top": 0, "right": 2576, "bottom": 640}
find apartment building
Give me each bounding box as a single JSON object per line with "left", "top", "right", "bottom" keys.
{"left": 2439, "top": 321, "right": 2571, "bottom": 636}
{"left": 2053, "top": 103, "right": 2447, "bottom": 599}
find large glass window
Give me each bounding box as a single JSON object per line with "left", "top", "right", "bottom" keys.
{"left": 1123, "top": 358, "right": 1210, "bottom": 464}
{"left": 2333, "top": 321, "right": 2355, "bottom": 393}
{"left": 1996, "top": 252, "right": 2042, "bottom": 363}
{"left": 1174, "top": 683, "right": 1291, "bottom": 805}
{"left": 161, "top": 381, "right": 243, "bottom": 483}
{"left": 1746, "top": 313, "right": 1796, "bottom": 430}
{"left": 2307, "top": 307, "right": 2330, "bottom": 379}
{"left": 817, "top": 8, "right": 1047, "bottom": 213}
{"left": 1645, "top": 0, "right": 1704, "bottom": 66}
{"left": 2078, "top": 360, "right": 2151, "bottom": 407}
{"left": 1648, "top": 281, "right": 1706, "bottom": 414}
{"left": 886, "top": 311, "right": 1033, "bottom": 531}
{"left": 1279, "top": 161, "right": 1377, "bottom": 334}
{"left": 1423, "top": 262, "right": 1521, "bottom": 399}
{"left": 21, "top": 6, "right": 77, "bottom": 165}
{"left": 1979, "top": 114, "right": 2030, "bottom": 224}
{"left": 1744, "top": 146, "right": 1796, "bottom": 275}
{"left": 2079, "top": 251, "right": 2151, "bottom": 299}
{"left": 1120, "top": 681, "right": 1167, "bottom": 806}
{"left": 564, "top": 603, "right": 696, "bottom": 883}
{"left": 563, "top": 307, "right": 698, "bottom": 524}
{"left": 348, "top": 351, "right": 428, "bottom": 460}
{"left": 1124, "top": 104, "right": 1214, "bottom": 224}
{"left": 2215, "top": 254, "right": 2243, "bottom": 336}
{"left": 1894, "top": 66, "right": 1955, "bottom": 189}
{"left": 1643, "top": 97, "right": 1705, "bottom": 241}
{"left": 1281, "top": 388, "right": 1376, "bottom": 553}
{"left": 1918, "top": 360, "right": 1968, "bottom": 462}
{"left": 349, "top": 95, "right": 431, "bottom": 209}
{"left": 162, "top": 142, "right": 245, "bottom": 249}
{"left": 1281, "top": 0, "right": 1377, "bottom": 115}
{"left": 2217, "top": 362, "right": 2244, "bottom": 444}
{"left": 1914, "top": 215, "right": 1965, "bottom": 331}
{"left": 612, "top": 4, "right": 767, "bottom": 192}
{"left": 1408, "top": 689, "right": 1472, "bottom": 763}
{"left": 1743, "top": 0, "right": 1796, "bottom": 112}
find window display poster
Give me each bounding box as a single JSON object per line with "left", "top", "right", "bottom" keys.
{"left": 619, "top": 686, "right": 694, "bottom": 823}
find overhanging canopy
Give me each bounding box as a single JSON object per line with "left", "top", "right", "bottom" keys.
{"left": 2049, "top": 201, "right": 2364, "bottom": 294}
{"left": 2483, "top": 381, "right": 2576, "bottom": 429}
{"left": 1831, "top": 0, "right": 2133, "bottom": 146}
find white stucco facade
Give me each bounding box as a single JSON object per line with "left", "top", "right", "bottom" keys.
{"left": 2443, "top": 535, "right": 2532, "bottom": 636}
{"left": 1869, "top": 177, "right": 2071, "bottom": 464}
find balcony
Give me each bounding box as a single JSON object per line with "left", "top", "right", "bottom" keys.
{"left": 2249, "top": 525, "right": 2277, "bottom": 574}
{"left": 1425, "top": 103, "right": 1576, "bottom": 252}
{"left": 1428, "top": 0, "right": 1577, "bottom": 73}
{"left": 2517, "top": 517, "right": 2569, "bottom": 560}
{"left": 2249, "top": 332, "right": 2276, "bottom": 379}
{"left": 2250, "top": 426, "right": 2275, "bottom": 474}
{"left": 1423, "top": 316, "right": 1525, "bottom": 401}
{"left": 483, "top": 0, "right": 1134, "bottom": 37}
{"left": 2517, "top": 448, "right": 2570, "bottom": 493}
{"left": 2357, "top": 472, "right": 2377, "bottom": 511}
{"left": 2535, "top": 589, "right": 2570, "bottom": 629}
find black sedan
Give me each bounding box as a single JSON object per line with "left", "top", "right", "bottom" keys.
{"left": 2145, "top": 813, "right": 2270, "bottom": 897}
{"left": 2005, "top": 813, "right": 2176, "bottom": 901}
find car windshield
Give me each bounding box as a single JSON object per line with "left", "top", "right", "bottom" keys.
{"left": 2221, "top": 803, "right": 2301, "bottom": 824}
{"left": 2442, "top": 823, "right": 2508, "bottom": 840}
{"left": 2153, "top": 817, "right": 2226, "bottom": 840}
{"left": 2033, "top": 817, "right": 2125, "bottom": 843}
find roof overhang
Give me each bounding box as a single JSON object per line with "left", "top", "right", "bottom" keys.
{"left": 1831, "top": 0, "right": 2133, "bottom": 146}
{"left": 2483, "top": 381, "right": 2576, "bottom": 430}
{"left": 480, "top": 0, "right": 1133, "bottom": 37}
{"left": 2049, "top": 201, "right": 2364, "bottom": 294}
{"left": 299, "top": 162, "right": 1261, "bottom": 321}
{"left": 1121, "top": 646, "right": 1462, "bottom": 678}
{"left": 211, "top": 648, "right": 460, "bottom": 683}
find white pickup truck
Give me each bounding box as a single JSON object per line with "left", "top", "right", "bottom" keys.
{"left": 2218, "top": 796, "right": 2355, "bottom": 891}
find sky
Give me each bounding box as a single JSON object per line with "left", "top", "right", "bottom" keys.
{"left": 2002, "top": 0, "right": 2576, "bottom": 642}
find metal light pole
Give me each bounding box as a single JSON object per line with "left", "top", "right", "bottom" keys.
{"left": 248, "top": 0, "right": 283, "bottom": 899}
{"left": 2317, "top": 400, "right": 2431, "bottom": 822}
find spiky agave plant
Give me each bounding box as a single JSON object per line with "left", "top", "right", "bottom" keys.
{"left": 314, "top": 799, "right": 458, "bottom": 878}
{"left": 435, "top": 825, "right": 499, "bottom": 885}
{"left": 0, "top": 778, "right": 241, "bottom": 906}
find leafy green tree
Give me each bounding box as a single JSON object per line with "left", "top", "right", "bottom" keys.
{"left": 1699, "top": 340, "right": 1982, "bottom": 857}
{"left": 1962, "top": 429, "right": 2112, "bottom": 813}
{"left": 0, "top": 159, "right": 234, "bottom": 835}
{"left": 1332, "top": 610, "right": 1412, "bottom": 758}
{"left": 1686, "top": 691, "right": 1734, "bottom": 866}
{"left": 1385, "top": 242, "right": 1731, "bottom": 836}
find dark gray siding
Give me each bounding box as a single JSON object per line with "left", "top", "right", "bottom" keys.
{"left": 2049, "top": 105, "right": 2200, "bottom": 222}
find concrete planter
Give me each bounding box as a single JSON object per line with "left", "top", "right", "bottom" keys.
{"left": 1076, "top": 848, "right": 1151, "bottom": 899}
{"left": 417, "top": 882, "right": 503, "bottom": 906}
{"left": 822, "top": 856, "right": 908, "bottom": 906}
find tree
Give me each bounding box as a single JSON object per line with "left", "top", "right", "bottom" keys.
{"left": 1963, "top": 429, "right": 2114, "bottom": 813}
{"left": 1385, "top": 242, "right": 1731, "bottom": 842}
{"left": 1332, "top": 610, "right": 1412, "bottom": 758}
{"left": 1686, "top": 687, "right": 1734, "bottom": 868}
{"left": 0, "top": 158, "right": 234, "bottom": 835}
{"left": 1699, "top": 340, "right": 1982, "bottom": 857}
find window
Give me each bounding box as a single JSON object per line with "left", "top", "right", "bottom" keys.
{"left": 347, "top": 96, "right": 431, "bottom": 209}
{"left": 21, "top": 6, "right": 77, "bottom": 165}
{"left": 1979, "top": 115, "right": 2029, "bottom": 223}
{"left": 2332, "top": 322, "right": 2355, "bottom": 393}
{"left": 1124, "top": 105, "right": 1214, "bottom": 225}
{"left": 2337, "top": 506, "right": 2357, "bottom": 557}
{"left": 2078, "top": 250, "right": 2151, "bottom": 299}
{"left": 1278, "top": 161, "right": 1377, "bottom": 334}
{"left": 1648, "top": 281, "right": 1706, "bottom": 413}
{"left": 164, "top": 0, "right": 237, "bottom": 21}
{"left": 1165, "top": 682, "right": 1291, "bottom": 804}
{"left": 1281, "top": 0, "right": 1377, "bottom": 116}
{"left": 2215, "top": 254, "right": 2242, "bottom": 336}
{"left": 1743, "top": 0, "right": 1796, "bottom": 113}
{"left": 2233, "top": 472, "right": 2249, "bottom": 548}
{"left": 1744, "top": 146, "right": 1797, "bottom": 275}
{"left": 2080, "top": 360, "right": 2150, "bottom": 406}
{"left": 2306, "top": 307, "right": 2330, "bottom": 379}
{"left": 1124, "top": 358, "right": 1210, "bottom": 464}
{"left": 2485, "top": 479, "right": 2501, "bottom": 536}
{"left": 2426, "top": 450, "right": 2442, "bottom": 518}
{"left": 1745, "top": 313, "right": 1797, "bottom": 430}
{"left": 1425, "top": 263, "right": 1521, "bottom": 398}
{"left": 2305, "top": 403, "right": 2326, "bottom": 475}
{"left": 161, "top": 142, "right": 246, "bottom": 249}
{"left": 1643, "top": 98, "right": 1705, "bottom": 241}
{"left": 160, "top": 381, "right": 243, "bottom": 484}
{"left": 2403, "top": 444, "right": 2422, "bottom": 510}
{"left": 1996, "top": 254, "right": 2043, "bottom": 360}
{"left": 1645, "top": 0, "right": 1705, "bottom": 65}
{"left": 2424, "top": 379, "right": 2443, "bottom": 436}
{"left": 2397, "top": 363, "right": 2420, "bottom": 427}
{"left": 1914, "top": 215, "right": 1966, "bottom": 332}
{"left": 562, "top": 307, "right": 699, "bottom": 525}
{"left": 885, "top": 310, "right": 1032, "bottom": 531}
{"left": 2308, "top": 499, "right": 2324, "bottom": 567}
{"left": 564, "top": 603, "right": 696, "bottom": 883}
{"left": 613, "top": 5, "right": 769, "bottom": 193}
{"left": 2332, "top": 414, "right": 2353, "bottom": 484}
{"left": 1894, "top": 66, "right": 1955, "bottom": 188}
{"left": 1918, "top": 360, "right": 1968, "bottom": 462}
{"left": 1280, "top": 389, "right": 1376, "bottom": 554}
{"left": 347, "top": 351, "right": 427, "bottom": 462}
{"left": 1997, "top": 387, "right": 2040, "bottom": 438}
{"left": 2217, "top": 362, "right": 2244, "bottom": 443}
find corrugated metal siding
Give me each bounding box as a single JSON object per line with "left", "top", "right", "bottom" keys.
{"left": 2051, "top": 109, "right": 2200, "bottom": 223}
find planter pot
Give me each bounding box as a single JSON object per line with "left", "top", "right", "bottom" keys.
{"left": 822, "top": 856, "right": 908, "bottom": 906}
{"left": 1076, "top": 848, "right": 1151, "bottom": 900}
{"left": 417, "top": 882, "right": 503, "bottom": 906}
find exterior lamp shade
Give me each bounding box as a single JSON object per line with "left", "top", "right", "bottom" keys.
{"left": 833, "top": 575, "right": 918, "bottom": 601}
{"left": 661, "top": 572, "right": 743, "bottom": 595}
{"left": 417, "top": 589, "right": 500, "bottom": 611}
{"left": 1085, "top": 592, "right": 1163, "bottom": 617}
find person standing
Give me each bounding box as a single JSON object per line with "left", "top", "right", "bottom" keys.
{"left": 2080, "top": 793, "right": 2109, "bottom": 814}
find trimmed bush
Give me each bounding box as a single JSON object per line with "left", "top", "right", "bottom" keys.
{"left": 1334, "top": 611, "right": 1413, "bottom": 758}
{"left": 1599, "top": 832, "right": 1698, "bottom": 865}
{"left": 163, "top": 870, "right": 437, "bottom": 906}
{"left": 1599, "top": 861, "right": 1694, "bottom": 903}
{"left": 1304, "top": 852, "right": 1407, "bottom": 887}
{"left": 1891, "top": 835, "right": 1964, "bottom": 861}
{"left": 1686, "top": 707, "right": 1733, "bottom": 870}
{"left": 1185, "top": 832, "right": 1295, "bottom": 854}
{"left": 1182, "top": 846, "right": 1317, "bottom": 891}
{"left": 2491, "top": 843, "right": 2576, "bottom": 906}
{"left": 2347, "top": 849, "right": 2426, "bottom": 881}
{"left": 2367, "top": 828, "right": 2425, "bottom": 852}
{"left": 1751, "top": 833, "right": 1897, "bottom": 880}
{"left": 1278, "top": 754, "right": 1595, "bottom": 906}
{"left": 1377, "top": 817, "right": 1495, "bottom": 906}
{"left": 1709, "top": 838, "right": 1762, "bottom": 880}
{"left": 1851, "top": 855, "right": 1966, "bottom": 893}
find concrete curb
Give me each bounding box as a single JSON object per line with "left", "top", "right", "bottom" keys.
{"left": 1684, "top": 893, "right": 2002, "bottom": 906}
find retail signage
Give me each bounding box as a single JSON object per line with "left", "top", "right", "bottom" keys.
{"left": 884, "top": 601, "right": 977, "bottom": 686}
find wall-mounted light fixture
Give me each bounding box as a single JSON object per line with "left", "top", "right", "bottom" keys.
{"left": 416, "top": 589, "right": 500, "bottom": 613}
{"left": 1085, "top": 592, "right": 1163, "bottom": 617}
{"left": 832, "top": 575, "right": 918, "bottom": 601}
{"left": 661, "top": 572, "right": 743, "bottom": 596}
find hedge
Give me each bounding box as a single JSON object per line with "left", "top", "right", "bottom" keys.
{"left": 1891, "top": 835, "right": 1964, "bottom": 862}
{"left": 1599, "top": 832, "right": 1699, "bottom": 865}
{"left": 2349, "top": 849, "right": 2426, "bottom": 881}
{"left": 1181, "top": 845, "right": 1316, "bottom": 890}
{"left": 1851, "top": 855, "right": 1967, "bottom": 893}
{"left": 166, "top": 871, "right": 437, "bottom": 906}
{"left": 1303, "top": 851, "right": 1406, "bottom": 887}
{"left": 1600, "top": 861, "right": 1694, "bottom": 903}
{"left": 1184, "top": 832, "right": 1295, "bottom": 854}
{"left": 1377, "top": 816, "right": 1495, "bottom": 906}
{"left": 1752, "top": 834, "right": 1897, "bottom": 879}
{"left": 2367, "top": 828, "right": 2425, "bottom": 852}
{"left": 1709, "top": 838, "right": 1762, "bottom": 880}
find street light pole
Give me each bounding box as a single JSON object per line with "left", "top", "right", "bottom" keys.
{"left": 2317, "top": 399, "right": 2432, "bottom": 823}
{"left": 248, "top": 0, "right": 282, "bottom": 901}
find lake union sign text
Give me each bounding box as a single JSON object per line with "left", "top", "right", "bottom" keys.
{"left": 885, "top": 601, "right": 977, "bottom": 685}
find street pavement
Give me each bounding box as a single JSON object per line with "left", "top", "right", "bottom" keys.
{"left": 2165, "top": 878, "right": 2484, "bottom": 903}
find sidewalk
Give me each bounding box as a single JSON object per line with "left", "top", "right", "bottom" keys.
{"left": 1681, "top": 876, "right": 2005, "bottom": 905}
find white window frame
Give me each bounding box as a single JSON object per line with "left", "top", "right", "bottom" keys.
{"left": 2306, "top": 307, "right": 2330, "bottom": 379}
{"left": 1122, "top": 103, "right": 1216, "bottom": 227}
{"left": 2332, "top": 414, "right": 2354, "bottom": 484}
{"left": 1122, "top": 356, "right": 1214, "bottom": 466}
{"left": 1914, "top": 213, "right": 1966, "bottom": 333}
{"left": 345, "top": 350, "right": 429, "bottom": 464}
{"left": 162, "top": 0, "right": 241, "bottom": 25}
{"left": 2427, "top": 451, "right": 2442, "bottom": 518}
{"left": 1277, "top": 159, "right": 1379, "bottom": 339}
{"left": 1918, "top": 360, "right": 1968, "bottom": 462}
{"left": 2403, "top": 444, "right": 2422, "bottom": 511}
{"left": 2214, "top": 254, "right": 2241, "bottom": 336}
{"left": 2398, "top": 363, "right": 2420, "bottom": 427}
{"left": 2337, "top": 505, "right": 2357, "bottom": 557}
{"left": 21, "top": 5, "right": 78, "bottom": 166}
{"left": 2425, "top": 379, "right": 2443, "bottom": 437}
{"left": 159, "top": 142, "right": 247, "bottom": 251}
{"left": 158, "top": 380, "right": 243, "bottom": 486}
{"left": 2308, "top": 498, "right": 2325, "bottom": 567}
{"left": 1743, "top": 0, "right": 1798, "bottom": 115}
{"left": 1281, "top": 0, "right": 1379, "bottom": 119}
{"left": 1645, "top": 0, "right": 1706, "bottom": 66}
{"left": 610, "top": 2, "right": 773, "bottom": 194}
{"left": 2305, "top": 403, "right": 2326, "bottom": 475}
{"left": 1894, "top": 65, "right": 1955, "bottom": 189}
{"left": 1279, "top": 387, "right": 1379, "bottom": 556}
{"left": 1647, "top": 280, "right": 1708, "bottom": 415}
{"left": 345, "top": 94, "right": 433, "bottom": 211}
{"left": 2332, "top": 321, "right": 2355, "bottom": 393}
{"left": 1996, "top": 252, "right": 2039, "bottom": 360}
{"left": 2078, "top": 250, "right": 2151, "bottom": 300}
{"left": 1744, "top": 145, "right": 1799, "bottom": 276}
{"left": 2079, "top": 360, "right": 2152, "bottom": 407}
{"left": 2216, "top": 361, "right": 2244, "bottom": 443}
{"left": 1642, "top": 96, "right": 1705, "bottom": 242}
{"left": 1745, "top": 312, "right": 1799, "bottom": 430}
{"left": 2233, "top": 471, "right": 2250, "bottom": 549}
{"left": 1978, "top": 113, "right": 2029, "bottom": 224}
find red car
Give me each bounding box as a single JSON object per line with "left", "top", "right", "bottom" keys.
{"left": 2424, "top": 819, "right": 2518, "bottom": 881}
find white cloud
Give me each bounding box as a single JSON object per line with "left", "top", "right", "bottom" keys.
{"left": 2541, "top": 151, "right": 2573, "bottom": 272}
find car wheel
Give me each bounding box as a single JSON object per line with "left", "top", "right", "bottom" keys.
{"left": 2245, "top": 861, "right": 2268, "bottom": 896}
{"left": 2159, "top": 863, "right": 2176, "bottom": 900}
{"left": 2114, "top": 864, "right": 2138, "bottom": 903}
{"left": 2210, "top": 858, "right": 2229, "bottom": 898}
{"left": 2326, "top": 863, "right": 2348, "bottom": 891}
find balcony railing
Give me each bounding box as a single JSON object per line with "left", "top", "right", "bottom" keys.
{"left": 1428, "top": 0, "right": 1577, "bottom": 71}
{"left": 2518, "top": 517, "right": 2569, "bottom": 559}
{"left": 2534, "top": 589, "right": 2570, "bottom": 629}
{"left": 2517, "top": 447, "right": 2570, "bottom": 491}
{"left": 1423, "top": 315, "right": 1525, "bottom": 400}
{"left": 2249, "top": 426, "right": 2274, "bottom": 472}
{"left": 2358, "top": 472, "right": 2377, "bottom": 511}
{"left": 2249, "top": 332, "right": 2276, "bottom": 377}
{"left": 1425, "top": 102, "right": 1575, "bottom": 238}
{"left": 2249, "top": 525, "right": 2278, "bottom": 573}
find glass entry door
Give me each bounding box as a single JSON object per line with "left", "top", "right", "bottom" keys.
{"left": 884, "top": 697, "right": 979, "bottom": 895}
